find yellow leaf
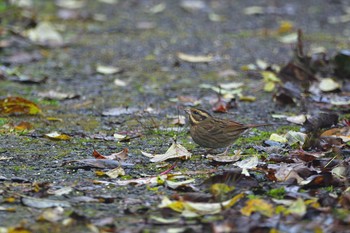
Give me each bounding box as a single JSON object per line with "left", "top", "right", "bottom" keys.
{"left": 14, "top": 122, "right": 32, "bottom": 131}
{"left": 241, "top": 198, "right": 274, "bottom": 217}
{"left": 264, "top": 82, "right": 276, "bottom": 92}
{"left": 239, "top": 95, "right": 256, "bottom": 102}
{"left": 5, "top": 197, "right": 16, "bottom": 203}
{"left": 8, "top": 227, "right": 32, "bottom": 233}
{"left": 261, "top": 71, "right": 280, "bottom": 82}
{"left": 0, "top": 96, "right": 42, "bottom": 115}
{"left": 210, "top": 183, "right": 235, "bottom": 196}
{"left": 44, "top": 131, "right": 71, "bottom": 140}
{"left": 95, "top": 170, "right": 106, "bottom": 176}
{"left": 278, "top": 21, "right": 294, "bottom": 34}
{"left": 288, "top": 198, "right": 306, "bottom": 216}
{"left": 159, "top": 193, "right": 244, "bottom": 217}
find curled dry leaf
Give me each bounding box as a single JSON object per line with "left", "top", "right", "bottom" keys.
{"left": 142, "top": 142, "right": 191, "bottom": 162}
{"left": 165, "top": 178, "right": 195, "bottom": 189}
{"left": 170, "top": 115, "right": 186, "bottom": 125}
{"left": 321, "top": 126, "right": 350, "bottom": 142}
{"left": 271, "top": 163, "right": 304, "bottom": 184}
{"left": 93, "top": 148, "right": 128, "bottom": 160}
{"left": 158, "top": 193, "right": 244, "bottom": 217}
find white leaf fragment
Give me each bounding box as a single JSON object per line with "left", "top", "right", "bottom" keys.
{"left": 234, "top": 156, "right": 259, "bottom": 176}
{"left": 319, "top": 78, "right": 341, "bottom": 92}
{"left": 177, "top": 52, "right": 213, "bottom": 63}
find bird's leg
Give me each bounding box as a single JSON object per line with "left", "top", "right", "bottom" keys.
{"left": 217, "top": 145, "right": 232, "bottom": 156}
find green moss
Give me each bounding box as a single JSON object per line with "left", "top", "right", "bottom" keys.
{"left": 322, "top": 186, "right": 334, "bottom": 193}
{"left": 235, "top": 129, "right": 271, "bottom": 146}
{"left": 0, "top": 118, "right": 7, "bottom": 126}
{"left": 37, "top": 99, "right": 60, "bottom": 106}
{"left": 275, "top": 125, "right": 301, "bottom": 134}
{"left": 267, "top": 187, "right": 286, "bottom": 199}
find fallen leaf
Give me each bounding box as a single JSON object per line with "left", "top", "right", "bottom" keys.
{"left": 177, "top": 52, "right": 213, "bottom": 63}
{"left": 207, "top": 150, "right": 242, "bottom": 163}
{"left": 47, "top": 187, "right": 73, "bottom": 196}
{"left": 0, "top": 96, "right": 42, "bottom": 115}
{"left": 114, "top": 78, "right": 127, "bottom": 87}
{"left": 239, "top": 95, "right": 256, "bottom": 102}
{"left": 142, "top": 142, "right": 191, "bottom": 162}
{"left": 106, "top": 167, "right": 125, "bottom": 178}
{"left": 278, "top": 20, "right": 294, "bottom": 34}
{"left": 26, "top": 22, "right": 64, "bottom": 47}
{"left": 234, "top": 156, "right": 259, "bottom": 176}
{"left": 102, "top": 107, "right": 138, "bottom": 116}
{"left": 147, "top": 3, "right": 166, "bottom": 14}
{"left": 180, "top": 0, "right": 207, "bottom": 12}
{"left": 321, "top": 126, "right": 350, "bottom": 142}
{"left": 278, "top": 33, "right": 298, "bottom": 44}
{"left": 165, "top": 178, "right": 195, "bottom": 189}
{"left": 261, "top": 71, "right": 281, "bottom": 92}
{"left": 217, "top": 69, "right": 237, "bottom": 78}
{"left": 285, "top": 131, "right": 307, "bottom": 146}
{"left": 286, "top": 114, "right": 307, "bottom": 124}
{"left": 56, "top": 0, "right": 85, "bottom": 9}
{"left": 272, "top": 163, "right": 304, "bottom": 183}
{"left": 38, "top": 90, "right": 79, "bottom": 100}
{"left": 21, "top": 196, "right": 71, "bottom": 208}
{"left": 170, "top": 115, "right": 186, "bottom": 125}
{"left": 150, "top": 216, "right": 181, "bottom": 224}
{"left": 287, "top": 198, "right": 306, "bottom": 217}
{"left": 241, "top": 198, "right": 274, "bottom": 217}
{"left": 14, "top": 121, "right": 32, "bottom": 131}
{"left": 243, "top": 6, "right": 264, "bottom": 15}
{"left": 319, "top": 78, "right": 341, "bottom": 92}
{"left": 158, "top": 193, "right": 244, "bottom": 217}
{"left": 37, "top": 207, "right": 65, "bottom": 222}
{"left": 45, "top": 132, "right": 71, "bottom": 140}
{"left": 96, "top": 65, "right": 122, "bottom": 75}
{"left": 93, "top": 148, "right": 128, "bottom": 160}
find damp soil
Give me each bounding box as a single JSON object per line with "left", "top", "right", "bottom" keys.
{"left": 0, "top": 0, "right": 349, "bottom": 232}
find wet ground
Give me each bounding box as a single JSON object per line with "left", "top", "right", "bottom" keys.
{"left": 1, "top": 0, "right": 350, "bottom": 232}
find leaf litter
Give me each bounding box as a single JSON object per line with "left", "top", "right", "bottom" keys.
{"left": 2, "top": 3, "right": 350, "bottom": 233}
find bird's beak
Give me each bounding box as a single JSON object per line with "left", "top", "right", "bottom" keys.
{"left": 184, "top": 108, "right": 190, "bottom": 115}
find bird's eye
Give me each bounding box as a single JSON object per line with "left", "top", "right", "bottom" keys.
{"left": 193, "top": 110, "right": 199, "bottom": 115}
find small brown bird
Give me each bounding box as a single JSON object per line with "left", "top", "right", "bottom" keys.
{"left": 185, "top": 108, "right": 270, "bottom": 155}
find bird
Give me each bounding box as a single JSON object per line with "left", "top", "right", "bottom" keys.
{"left": 184, "top": 107, "right": 270, "bottom": 155}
